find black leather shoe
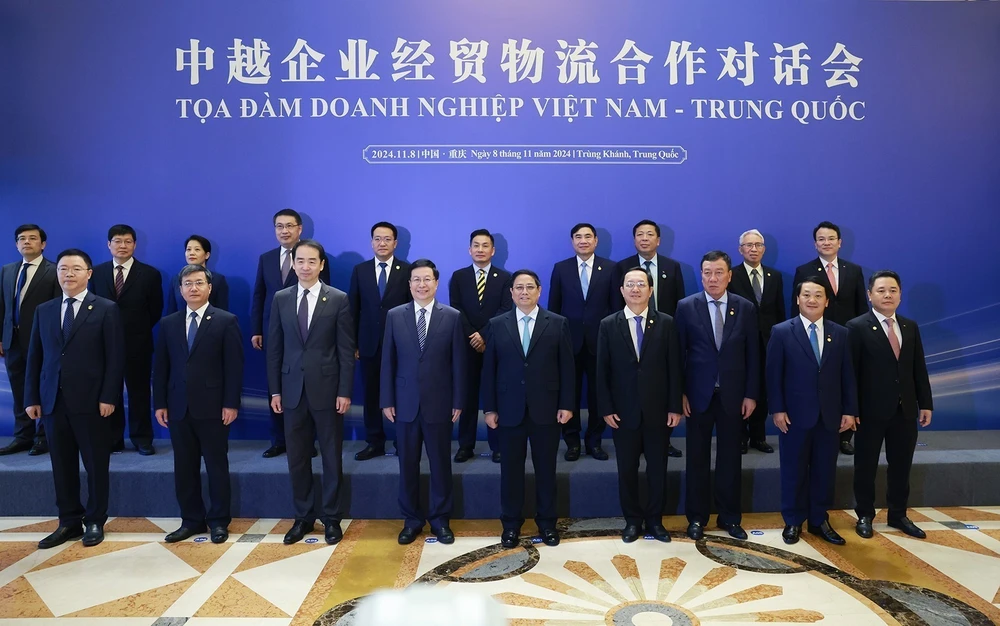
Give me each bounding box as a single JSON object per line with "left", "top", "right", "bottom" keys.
{"left": 622, "top": 524, "right": 641, "bottom": 543}
{"left": 500, "top": 529, "right": 519, "bottom": 549}
{"left": 667, "top": 444, "right": 683, "bottom": 458}
{"left": 782, "top": 525, "right": 801, "bottom": 544}
{"left": 165, "top": 525, "right": 207, "bottom": 543}
{"left": 719, "top": 522, "right": 748, "bottom": 540}
{"left": 28, "top": 441, "right": 48, "bottom": 456}
{"left": 750, "top": 440, "right": 774, "bottom": 454}
{"left": 135, "top": 443, "right": 155, "bottom": 456}
{"left": 686, "top": 521, "right": 704, "bottom": 540}
{"left": 541, "top": 528, "right": 560, "bottom": 546}
{"left": 740, "top": 441, "right": 749, "bottom": 455}
{"left": 354, "top": 445, "right": 384, "bottom": 461}
{"left": 454, "top": 447, "right": 474, "bottom": 463}
{"left": 808, "top": 520, "right": 846, "bottom": 545}
{"left": 38, "top": 525, "right": 83, "bottom": 549}
{"left": 587, "top": 446, "right": 609, "bottom": 461}
{"left": 0, "top": 440, "right": 32, "bottom": 455}
{"left": 839, "top": 441, "right": 855, "bottom": 455}
{"left": 492, "top": 451, "right": 501, "bottom": 463}
{"left": 856, "top": 516, "right": 874, "bottom": 539}
{"left": 398, "top": 527, "right": 421, "bottom": 545}
{"left": 888, "top": 516, "right": 926, "bottom": 539}
{"left": 325, "top": 522, "right": 343, "bottom": 544}
{"left": 564, "top": 446, "right": 581, "bottom": 462}
{"left": 433, "top": 526, "right": 455, "bottom": 544}
{"left": 648, "top": 524, "right": 671, "bottom": 543}
{"left": 82, "top": 523, "right": 104, "bottom": 547}
{"left": 262, "top": 445, "right": 286, "bottom": 459}
{"left": 210, "top": 526, "right": 229, "bottom": 544}
{"left": 283, "top": 520, "right": 313, "bottom": 544}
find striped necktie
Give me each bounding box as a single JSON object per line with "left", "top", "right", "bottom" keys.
{"left": 476, "top": 269, "right": 486, "bottom": 304}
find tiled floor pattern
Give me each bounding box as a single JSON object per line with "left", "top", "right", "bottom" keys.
{"left": 0, "top": 508, "right": 998, "bottom": 625}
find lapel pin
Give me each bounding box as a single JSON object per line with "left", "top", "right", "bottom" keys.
{"left": 872, "top": 326, "right": 878, "bottom": 331}
{"left": 661, "top": 272, "right": 667, "bottom": 278}
{"left": 729, "top": 309, "right": 735, "bottom": 316}
{"left": 817, "top": 267, "right": 823, "bottom": 272}
{"left": 597, "top": 266, "right": 602, "bottom": 271}
{"left": 88, "top": 305, "right": 93, "bottom": 310}
{"left": 767, "top": 272, "right": 772, "bottom": 277}
{"left": 493, "top": 272, "right": 498, "bottom": 278}
{"left": 206, "top": 315, "right": 211, "bottom": 320}
{"left": 395, "top": 265, "right": 400, "bottom": 270}
{"left": 827, "top": 336, "right": 832, "bottom": 342}
{"left": 322, "top": 296, "right": 327, "bottom": 302}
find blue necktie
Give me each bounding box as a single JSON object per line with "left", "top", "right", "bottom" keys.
{"left": 12, "top": 263, "right": 28, "bottom": 326}
{"left": 809, "top": 323, "right": 821, "bottom": 365}
{"left": 580, "top": 262, "right": 590, "bottom": 298}
{"left": 521, "top": 316, "right": 531, "bottom": 355}
{"left": 62, "top": 297, "right": 76, "bottom": 342}
{"left": 417, "top": 307, "right": 427, "bottom": 352}
{"left": 187, "top": 311, "right": 198, "bottom": 350}
{"left": 377, "top": 262, "right": 387, "bottom": 299}
{"left": 711, "top": 300, "right": 725, "bottom": 350}
{"left": 634, "top": 315, "right": 644, "bottom": 356}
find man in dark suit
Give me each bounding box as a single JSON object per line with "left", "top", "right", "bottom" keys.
{"left": 597, "top": 266, "right": 683, "bottom": 543}
{"left": 268, "top": 240, "right": 355, "bottom": 545}
{"left": 848, "top": 270, "right": 933, "bottom": 540}
{"left": 791, "top": 221, "right": 867, "bottom": 456}
{"left": 768, "top": 277, "right": 858, "bottom": 546}
{"left": 165, "top": 235, "right": 230, "bottom": 314}
{"left": 728, "top": 229, "right": 785, "bottom": 454}
{"left": 26, "top": 249, "right": 125, "bottom": 549}
{"left": 350, "top": 222, "right": 412, "bottom": 461}
{"left": 549, "top": 223, "right": 615, "bottom": 461}
{"left": 252, "top": 209, "right": 330, "bottom": 458}
{"left": 90, "top": 224, "right": 163, "bottom": 456}
{"left": 0, "top": 224, "right": 61, "bottom": 456}
{"left": 449, "top": 229, "right": 512, "bottom": 463}
{"left": 381, "top": 259, "right": 466, "bottom": 546}
{"left": 481, "top": 269, "right": 573, "bottom": 548}
{"left": 154, "top": 264, "right": 243, "bottom": 544}
{"left": 612, "top": 219, "right": 687, "bottom": 458}
{"left": 675, "top": 251, "right": 759, "bottom": 541}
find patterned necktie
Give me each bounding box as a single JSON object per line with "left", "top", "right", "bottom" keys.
{"left": 114, "top": 265, "right": 125, "bottom": 298}
{"left": 187, "top": 311, "right": 198, "bottom": 350}
{"left": 750, "top": 268, "right": 763, "bottom": 305}
{"left": 580, "top": 262, "right": 590, "bottom": 298}
{"left": 377, "top": 262, "right": 388, "bottom": 299}
{"left": 711, "top": 300, "right": 724, "bottom": 350}
{"left": 298, "top": 290, "right": 310, "bottom": 342}
{"left": 476, "top": 269, "right": 486, "bottom": 304}
{"left": 62, "top": 297, "right": 76, "bottom": 341}
{"left": 417, "top": 307, "right": 427, "bottom": 352}
{"left": 885, "top": 317, "right": 901, "bottom": 360}
{"left": 521, "top": 316, "right": 531, "bottom": 355}
{"left": 13, "top": 263, "right": 28, "bottom": 326}
{"left": 280, "top": 249, "right": 291, "bottom": 284}
{"left": 809, "top": 323, "right": 822, "bottom": 365}
{"left": 634, "top": 315, "right": 644, "bottom": 356}
{"left": 643, "top": 260, "right": 656, "bottom": 310}
{"left": 825, "top": 262, "right": 838, "bottom": 295}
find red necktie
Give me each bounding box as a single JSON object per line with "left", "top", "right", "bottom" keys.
{"left": 885, "top": 318, "right": 900, "bottom": 360}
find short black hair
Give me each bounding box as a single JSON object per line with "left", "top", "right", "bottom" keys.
{"left": 57, "top": 248, "right": 93, "bottom": 270}
{"left": 570, "top": 223, "right": 597, "bottom": 238}
{"left": 292, "top": 238, "right": 326, "bottom": 263}
{"left": 794, "top": 276, "right": 828, "bottom": 298}
{"left": 701, "top": 250, "right": 732, "bottom": 271}
{"left": 511, "top": 269, "right": 540, "bottom": 287}
{"left": 179, "top": 264, "right": 213, "bottom": 284}
{"left": 184, "top": 234, "right": 212, "bottom": 255}
{"left": 621, "top": 266, "right": 654, "bottom": 288}
{"left": 868, "top": 270, "right": 901, "bottom": 291}
{"left": 108, "top": 224, "right": 136, "bottom": 241}
{"left": 469, "top": 229, "right": 494, "bottom": 246}
{"left": 273, "top": 209, "right": 301, "bottom": 225}
{"left": 410, "top": 258, "right": 439, "bottom": 280}
{"left": 632, "top": 219, "right": 661, "bottom": 238}
{"left": 371, "top": 221, "right": 398, "bottom": 239}
{"left": 14, "top": 224, "right": 46, "bottom": 242}
{"left": 813, "top": 221, "right": 841, "bottom": 240}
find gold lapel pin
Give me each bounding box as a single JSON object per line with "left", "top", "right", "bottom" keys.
{"left": 493, "top": 273, "right": 498, "bottom": 278}
{"left": 206, "top": 315, "right": 212, "bottom": 320}
{"left": 817, "top": 267, "right": 823, "bottom": 272}
{"left": 661, "top": 272, "right": 667, "bottom": 278}
{"left": 767, "top": 272, "right": 771, "bottom": 277}
{"left": 649, "top": 319, "right": 655, "bottom": 325}
{"left": 827, "top": 336, "right": 832, "bottom": 342}
{"left": 88, "top": 305, "right": 93, "bottom": 310}
{"left": 322, "top": 297, "right": 327, "bottom": 302}
{"left": 729, "top": 310, "right": 735, "bottom": 316}
{"left": 395, "top": 265, "right": 400, "bottom": 270}
{"left": 597, "top": 266, "right": 602, "bottom": 271}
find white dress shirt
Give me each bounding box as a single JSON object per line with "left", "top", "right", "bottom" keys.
{"left": 799, "top": 314, "right": 825, "bottom": 358}
{"left": 625, "top": 306, "right": 648, "bottom": 358}
{"left": 297, "top": 282, "right": 322, "bottom": 330}
{"left": 705, "top": 291, "right": 729, "bottom": 330}
{"left": 374, "top": 256, "right": 396, "bottom": 282}
{"left": 15, "top": 256, "right": 43, "bottom": 306}
{"left": 186, "top": 302, "right": 210, "bottom": 328}
{"left": 61, "top": 289, "right": 88, "bottom": 319}
{"left": 577, "top": 255, "right": 594, "bottom": 279}
{"left": 872, "top": 309, "right": 903, "bottom": 348}
{"left": 114, "top": 256, "right": 135, "bottom": 284}
{"left": 414, "top": 299, "right": 435, "bottom": 330}
{"left": 743, "top": 261, "right": 765, "bottom": 292}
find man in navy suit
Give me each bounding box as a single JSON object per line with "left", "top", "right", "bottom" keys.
{"left": 251, "top": 209, "right": 330, "bottom": 458}
{"left": 165, "top": 235, "right": 230, "bottom": 314}
{"left": 549, "top": 223, "right": 615, "bottom": 461}
{"left": 791, "top": 221, "right": 867, "bottom": 456}
{"left": 0, "top": 224, "right": 61, "bottom": 456}
{"left": 481, "top": 269, "right": 573, "bottom": 548}
{"left": 675, "top": 251, "right": 758, "bottom": 541}
{"left": 448, "top": 229, "right": 512, "bottom": 463}
{"left": 768, "top": 277, "right": 858, "bottom": 546}
{"left": 350, "top": 222, "right": 412, "bottom": 461}
{"left": 154, "top": 264, "right": 243, "bottom": 544}
{"left": 848, "top": 270, "right": 934, "bottom": 540}
{"left": 268, "top": 240, "right": 355, "bottom": 545}
{"left": 90, "top": 224, "right": 163, "bottom": 455}
{"left": 26, "top": 249, "right": 125, "bottom": 549}
{"left": 381, "top": 259, "right": 466, "bottom": 545}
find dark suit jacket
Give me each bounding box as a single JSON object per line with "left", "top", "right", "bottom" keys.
{"left": 847, "top": 310, "right": 933, "bottom": 420}
{"left": 1, "top": 257, "right": 61, "bottom": 351}
{"left": 791, "top": 258, "right": 867, "bottom": 326}
{"left": 267, "top": 283, "right": 355, "bottom": 411}
{"left": 548, "top": 256, "right": 615, "bottom": 354}
{"left": 729, "top": 263, "right": 785, "bottom": 341}
{"left": 675, "top": 292, "right": 759, "bottom": 417}
{"left": 611, "top": 254, "right": 685, "bottom": 316}
{"left": 448, "top": 265, "right": 513, "bottom": 337}
{"left": 380, "top": 301, "right": 466, "bottom": 424}
{"left": 480, "top": 308, "right": 574, "bottom": 426}
{"left": 91, "top": 259, "right": 164, "bottom": 349}
{"left": 348, "top": 258, "right": 412, "bottom": 358}
{"left": 766, "top": 317, "right": 858, "bottom": 432}
{"left": 165, "top": 272, "right": 230, "bottom": 315}
{"left": 25, "top": 292, "right": 125, "bottom": 415}
{"left": 596, "top": 310, "right": 683, "bottom": 430}
{"left": 153, "top": 306, "right": 243, "bottom": 421}
{"left": 251, "top": 247, "right": 331, "bottom": 337}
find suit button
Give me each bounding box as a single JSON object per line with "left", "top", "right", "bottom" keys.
{"left": 524, "top": 363, "right": 528, "bottom": 367}
{"left": 521, "top": 380, "right": 525, "bottom": 385}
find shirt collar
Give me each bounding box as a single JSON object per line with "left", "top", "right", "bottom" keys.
{"left": 705, "top": 291, "right": 729, "bottom": 305}
{"left": 819, "top": 256, "right": 839, "bottom": 269}
{"left": 576, "top": 255, "right": 593, "bottom": 267}
{"left": 624, "top": 306, "right": 649, "bottom": 320}
{"left": 519, "top": 305, "right": 539, "bottom": 321}
{"left": 872, "top": 309, "right": 898, "bottom": 326}
{"left": 416, "top": 299, "right": 435, "bottom": 313}
{"left": 376, "top": 256, "right": 395, "bottom": 267}
{"left": 187, "top": 302, "right": 210, "bottom": 319}
{"left": 743, "top": 261, "right": 762, "bottom": 275}
{"left": 22, "top": 256, "right": 42, "bottom": 266}
{"left": 116, "top": 257, "right": 135, "bottom": 270}
{"left": 800, "top": 314, "right": 824, "bottom": 331}
{"left": 63, "top": 289, "right": 88, "bottom": 302}
{"left": 299, "top": 282, "right": 322, "bottom": 298}
{"left": 473, "top": 263, "right": 492, "bottom": 275}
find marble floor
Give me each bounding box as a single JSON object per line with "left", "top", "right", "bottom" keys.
{"left": 1, "top": 508, "right": 999, "bottom": 625}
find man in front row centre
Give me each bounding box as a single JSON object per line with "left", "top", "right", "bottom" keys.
{"left": 154, "top": 264, "right": 244, "bottom": 544}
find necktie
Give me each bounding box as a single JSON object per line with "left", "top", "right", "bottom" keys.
{"left": 187, "top": 312, "right": 198, "bottom": 350}
{"left": 885, "top": 317, "right": 901, "bottom": 360}
{"left": 476, "top": 269, "right": 486, "bottom": 304}
{"left": 12, "top": 263, "right": 28, "bottom": 326}
{"left": 711, "top": 300, "right": 724, "bottom": 350}
{"left": 750, "top": 268, "right": 763, "bottom": 305}
{"left": 114, "top": 265, "right": 125, "bottom": 298}
{"left": 298, "top": 290, "right": 310, "bottom": 342}
{"left": 825, "top": 262, "right": 838, "bottom": 296}
{"left": 417, "top": 307, "right": 427, "bottom": 351}
{"left": 808, "top": 323, "right": 822, "bottom": 365}
{"left": 63, "top": 297, "right": 76, "bottom": 341}
{"left": 377, "top": 262, "right": 388, "bottom": 299}
{"left": 634, "top": 315, "right": 644, "bottom": 357}
{"left": 643, "top": 260, "right": 656, "bottom": 310}
{"left": 580, "top": 262, "right": 590, "bottom": 298}
{"left": 280, "top": 249, "right": 291, "bottom": 284}
{"left": 521, "top": 316, "right": 531, "bottom": 355}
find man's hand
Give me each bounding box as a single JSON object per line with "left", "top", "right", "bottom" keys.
{"left": 155, "top": 408, "right": 169, "bottom": 427}
{"left": 222, "top": 408, "right": 238, "bottom": 425}
{"left": 557, "top": 409, "right": 572, "bottom": 424}
{"left": 355, "top": 350, "right": 360, "bottom": 360}
{"left": 682, "top": 395, "right": 691, "bottom": 418}
{"left": 251, "top": 335, "right": 263, "bottom": 350}
{"left": 919, "top": 410, "right": 932, "bottom": 427}
{"left": 270, "top": 395, "right": 283, "bottom": 414}
{"left": 485, "top": 412, "right": 498, "bottom": 429}
{"left": 604, "top": 413, "right": 620, "bottom": 429}
{"left": 99, "top": 403, "right": 115, "bottom": 418}
{"left": 668, "top": 412, "right": 682, "bottom": 428}
{"left": 26, "top": 405, "right": 42, "bottom": 420}
{"left": 383, "top": 406, "right": 396, "bottom": 422}
{"left": 452, "top": 408, "right": 462, "bottom": 423}
{"left": 741, "top": 398, "right": 757, "bottom": 419}
{"left": 336, "top": 397, "right": 351, "bottom": 414}
{"left": 839, "top": 415, "right": 856, "bottom": 433}
{"left": 773, "top": 412, "right": 791, "bottom": 434}
{"left": 469, "top": 332, "right": 485, "bottom": 352}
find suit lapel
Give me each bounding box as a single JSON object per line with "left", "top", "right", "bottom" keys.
{"left": 695, "top": 293, "right": 717, "bottom": 351}
{"left": 505, "top": 309, "right": 523, "bottom": 358}
{"left": 639, "top": 313, "right": 657, "bottom": 361}
{"left": 424, "top": 302, "right": 448, "bottom": 347}
{"left": 483, "top": 268, "right": 502, "bottom": 308}
{"left": 526, "top": 309, "right": 549, "bottom": 357}
{"left": 305, "top": 286, "right": 331, "bottom": 343}
{"left": 820, "top": 324, "right": 835, "bottom": 367}
{"left": 64, "top": 293, "right": 96, "bottom": 346}
{"left": 567, "top": 260, "right": 586, "bottom": 303}
{"left": 616, "top": 311, "right": 636, "bottom": 360}
{"left": 721, "top": 297, "right": 737, "bottom": 344}
{"left": 762, "top": 266, "right": 778, "bottom": 303}
{"left": 21, "top": 259, "right": 52, "bottom": 303}
{"left": 118, "top": 261, "right": 140, "bottom": 298}
{"left": 791, "top": 317, "right": 817, "bottom": 363}
{"left": 730, "top": 264, "right": 751, "bottom": 300}
{"left": 188, "top": 306, "right": 215, "bottom": 358}
{"left": 385, "top": 260, "right": 406, "bottom": 299}
{"left": 403, "top": 302, "right": 420, "bottom": 351}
